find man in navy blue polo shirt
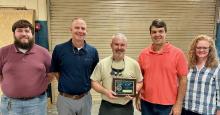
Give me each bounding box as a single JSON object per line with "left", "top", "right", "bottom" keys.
{"left": 50, "top": 18, "right": 99, "bottom": 115}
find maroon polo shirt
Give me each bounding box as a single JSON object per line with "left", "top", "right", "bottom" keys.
{"left": 0, "top": 44, "right": 51, "bottom": 98}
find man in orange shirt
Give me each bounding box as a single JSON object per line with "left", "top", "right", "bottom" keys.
{"left": 136, "top": 19, "right": 188, "bottom": 115}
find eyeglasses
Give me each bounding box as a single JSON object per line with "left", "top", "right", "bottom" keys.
{"left": 110, "top": 68, "right": 124, "bottom": 76}
{"left": 196, "top": 47, "right": 209, "bottom": 51}
{"left": 110, "top": 59, "right": 125, "bottom": 77}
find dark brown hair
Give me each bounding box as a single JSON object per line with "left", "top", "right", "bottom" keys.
{"left": 12, "top": 19, "right": 34, "bottom": 34}
{"left": 149, "top": 19, "right": 167, "bottom": 33}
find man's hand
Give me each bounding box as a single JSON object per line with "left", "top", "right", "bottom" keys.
{"left": 103, "top": 89, "right": 118, "bottom": 99}
{"left": 47, "top": 73, "right": 55, "bottom": 83}
{"left": 135, "top": 92, "right": 141, "bottom": 111}
{"left": 125, "top": 95, "right": 134, "bottom": 100}
{"left": 169, "top": 76, "right": 186, "bottom": 115}
{"left": 92, "top": 80, "right": 118, "bottom": 100}
{"left": 136, "top": 98, "right": 141, "bottom": 111}
{"left": 169, "top": 103, "right": 182, "bottom": 115}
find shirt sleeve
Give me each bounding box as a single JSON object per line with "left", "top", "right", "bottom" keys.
{"left": 92, "top": 49, "right": 99, "bottom": 72}
{"left": 138, "top": 53, "right": 144, "bottom": 76}
{"left": 90, "top": 62, "right": 102, "bottom": 82}
{"left": 0, "top": 48, "right": 3, "bottom": 80}
{"left": 216, "top": 65, "right": 220, "bottom": 110}
{"left": 134, "top": 61, "right": 143, "bottom": 82}
{"left": 50, "top": 46, "right": 60, "bottom": 72}
{"left": 44, "top": 50, "right": 52, "bottom": 73}
{"left": 176, "top": 51, "right": 188, "bottom": 77}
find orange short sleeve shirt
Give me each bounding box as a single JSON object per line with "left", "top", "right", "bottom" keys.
{"left": 138, "top": 43, "right": 188, "bottom": 105}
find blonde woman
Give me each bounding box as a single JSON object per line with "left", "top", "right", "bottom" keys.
{"left": 182, "top": 35, "right": 220, "bottom": 115}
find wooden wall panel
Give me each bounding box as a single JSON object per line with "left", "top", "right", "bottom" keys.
{"left": 0, "top": 9, "right": 34, "bottom": 47}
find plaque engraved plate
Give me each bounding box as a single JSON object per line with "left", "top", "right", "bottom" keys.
{"left": 112, "top": 78, "right": 136, "bottom": 97}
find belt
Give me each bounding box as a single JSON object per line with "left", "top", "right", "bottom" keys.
{"left": 101, "top": 100, "right": 133, "bottom": 107}
{"left": 59, "top": 92, "right": 86, "bottom": 100}
{"left": 15, "top": 92, "right": 45, "bottom": 100}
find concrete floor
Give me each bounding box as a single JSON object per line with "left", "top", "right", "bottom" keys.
{"left": 47, "top": 101, "right": 141, "bottom": 115}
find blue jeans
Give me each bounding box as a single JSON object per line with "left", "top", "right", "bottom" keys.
{"left": 141, "top": 99, "right": 172, "bottom": 115}
{"left": 0, "top": 93, "right": 47, "bottom": 115}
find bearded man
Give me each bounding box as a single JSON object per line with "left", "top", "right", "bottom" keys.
{"left": 91, "top": 33, "right": 143, "bottom": 115}
{"left": 0, "top": 19, "right": 52, "bottom": 115}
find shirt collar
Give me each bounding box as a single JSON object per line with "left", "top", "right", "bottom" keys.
{"left": 13, "top": 44, "right": 36, "bottom": 54}
{"left": 149, "top": 42, "right": 170, "bottom": 54}
{"left": 68, "top": 39, "right": 88, "bottom": 53}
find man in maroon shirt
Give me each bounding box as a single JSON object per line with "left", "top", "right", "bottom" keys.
{"left": 0, "top": 19, "right": 52, "bottom": 115}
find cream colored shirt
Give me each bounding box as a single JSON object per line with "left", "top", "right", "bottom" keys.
{"left": 91, "top": 55, "right": 143, "bottom": 105}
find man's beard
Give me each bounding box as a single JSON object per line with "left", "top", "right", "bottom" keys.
{"left": 14, "top": 37, "right": 34, "bottom": 50}
{"left": 113, "top": 50, "right": 125, "bottom": 60}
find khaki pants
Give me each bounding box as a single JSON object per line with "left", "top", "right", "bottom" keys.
{"left": 57, "top": 92, "right": 92, "bottom": 115}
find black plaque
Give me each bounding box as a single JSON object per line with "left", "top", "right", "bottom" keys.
{"left": 112, "top": 78, "right": 136, "bottom": 97}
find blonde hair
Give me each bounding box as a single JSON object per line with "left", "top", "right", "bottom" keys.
{"left": 188, "top": 34, "right": 219, "bottom": 68}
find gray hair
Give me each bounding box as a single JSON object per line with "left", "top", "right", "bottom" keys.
{"left": 112, "top": 33, "right": 127, "bottom": 42}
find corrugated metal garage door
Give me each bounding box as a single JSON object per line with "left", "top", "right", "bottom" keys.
{"left": 48, "top": 0, "right": 216, "bottom": 103}
{"left": 49, "top": 0, "right": 216, "bottom": 58}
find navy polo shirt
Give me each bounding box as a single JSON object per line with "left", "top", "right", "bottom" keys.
{"left": 50, "top": 40, "right": 99, "bottom": 95}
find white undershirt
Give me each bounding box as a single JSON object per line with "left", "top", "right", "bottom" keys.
{"left": 77, "top": 47, "right": 82, "bottom": 51}
{"left": 18, "top": 48, "right": 28, "bottom": 53}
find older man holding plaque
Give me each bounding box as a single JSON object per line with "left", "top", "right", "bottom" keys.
{"left": 91, "top": 33, "right": 143, "bottom": 115}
